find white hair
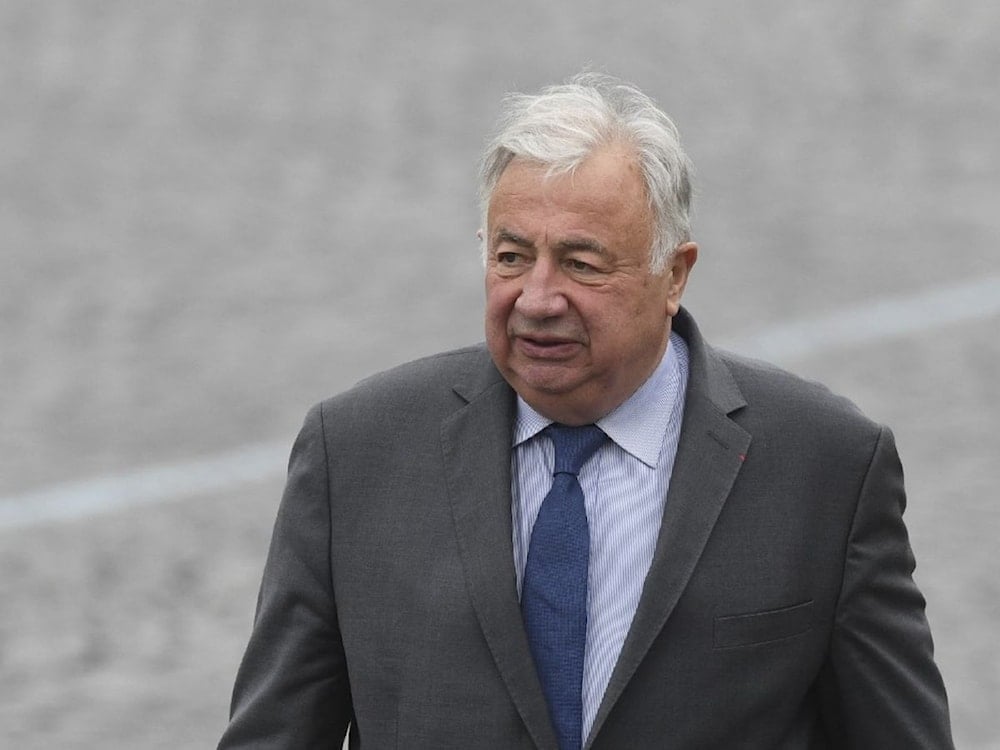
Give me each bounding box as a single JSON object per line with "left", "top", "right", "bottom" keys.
{"left": 478, "top": 72, "right": 694, "bottom": 273}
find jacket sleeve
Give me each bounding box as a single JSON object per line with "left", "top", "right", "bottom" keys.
{"left": 822, "top": 425, "right": 953, "bottom": 748}
{"left": 218, "top": 404, "right": 351, "bottom": 748}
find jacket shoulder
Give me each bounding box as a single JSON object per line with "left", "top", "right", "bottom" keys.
{"left": 715, "top": 347, "right": 881, "bottom": 437}
{"left": 311, "top": 343, "right": 501, "bottom": 429}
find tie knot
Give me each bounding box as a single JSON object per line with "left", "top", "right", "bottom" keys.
{"left": 547, "top": 423, "right": 607, "bottom": 476}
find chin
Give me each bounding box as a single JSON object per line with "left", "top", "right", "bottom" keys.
{"left": 510, "top": 363, "right": 582, "bottom": 396}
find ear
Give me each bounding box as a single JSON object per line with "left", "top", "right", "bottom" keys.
{"left": 664, "top": 242, "right": 698, "bottom": 317}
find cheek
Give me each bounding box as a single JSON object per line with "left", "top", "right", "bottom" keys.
{"left": 484, "top": 283, "right": 515, "bottom": 336}
{"left": 585, "top": 290, "right": 662, "bottom": 346}
{"left": 627, "top": 280, "right": 671, "bottom": 321}
{"left": 574, "top": 291, "right": 628, "bottom": 331}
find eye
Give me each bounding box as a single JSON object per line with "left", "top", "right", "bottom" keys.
{"left": 496, "top": 251, "right": 524, "bottom": 265}
{"left": 566, "top": 258, "right": 595, "bottom": 273}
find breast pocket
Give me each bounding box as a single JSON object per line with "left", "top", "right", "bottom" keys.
{"left": 713, "top": 600, "right": 814, "bottom": 649}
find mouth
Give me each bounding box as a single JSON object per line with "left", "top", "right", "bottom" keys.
{"left": 513, "top": 335, "right": 583, "bottom": 360}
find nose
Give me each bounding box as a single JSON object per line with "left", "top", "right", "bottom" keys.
{"left": 514, "top": 258, "right": 569, "bottom": 320}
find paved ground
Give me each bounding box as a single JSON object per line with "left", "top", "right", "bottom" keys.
{"left": 2, "top": 1, "right": 997, "bottom": 747}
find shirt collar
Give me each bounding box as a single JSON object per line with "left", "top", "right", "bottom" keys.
{"left": 512, "top": 331, "right": 687, "bottom": 469}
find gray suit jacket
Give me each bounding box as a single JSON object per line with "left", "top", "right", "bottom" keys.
{"left": 219, "top": 309, "right": 952, "bottom": 749}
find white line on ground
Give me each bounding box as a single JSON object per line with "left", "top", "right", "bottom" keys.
{"left": 0, "top": 441, "right": 288, "bottom": 530}
{"left": 2, "top": 274, "right": 999, "bottom": 531}
{"left": 718, "top": 275, "right": 1000, "bottom": 362}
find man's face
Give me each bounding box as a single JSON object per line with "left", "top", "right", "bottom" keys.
{"left": 484, "top": 145, "right": 697, "bottom": 425}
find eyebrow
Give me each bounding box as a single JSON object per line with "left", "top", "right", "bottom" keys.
{"left": 493, "top": 228, "right": 608, "bottom": 256}
{"left": 553, "top": 237, "right": 608, "bottom": 256}
{"left": 493, "top": 228, "right": 533, "bottom": 248}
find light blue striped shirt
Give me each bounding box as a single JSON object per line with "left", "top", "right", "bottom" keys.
{"left": 511, "top": 331, "right": 689, "bottom": 740}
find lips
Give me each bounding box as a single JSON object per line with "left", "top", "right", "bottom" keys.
{"left": 513, "top": 334, "right": 583, "bottom": 359}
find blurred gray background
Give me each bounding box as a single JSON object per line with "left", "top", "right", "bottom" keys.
{"left": 1, "top": 1, "right": 997, "bottom": 747}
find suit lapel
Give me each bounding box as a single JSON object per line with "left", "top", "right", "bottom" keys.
{"left": 440, "top": 357, "right": 559, "bottom": 750}
{"left": 586, "top": 310, "right": 751, "bottom": 747}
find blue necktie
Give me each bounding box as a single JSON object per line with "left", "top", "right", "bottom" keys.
{"left": 522, "top": 423, "right": 607, "bottom": 750}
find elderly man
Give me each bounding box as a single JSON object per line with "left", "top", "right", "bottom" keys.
{"left": 219, "top": 74, "right": 952, "bottom": 749}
